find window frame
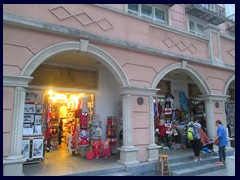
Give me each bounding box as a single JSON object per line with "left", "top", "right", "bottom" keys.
{"left": 188, "top": 15, "right": 207, "bottom": 36}
{"left": 127, "top": 4, "right": 168, "bottom": 25}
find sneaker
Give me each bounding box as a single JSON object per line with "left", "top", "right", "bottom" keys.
{"left": 194, "top": 158, "right": 199, "bottom": 161}
{"left": 215, "top": 162, "right": 223, "bottom": 166}
{"left": 198, "top": 157, "right": 202, "bottom": 161}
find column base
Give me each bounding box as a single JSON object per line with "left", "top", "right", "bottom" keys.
{"left": 3, "top": 155, "right": 26, "bottom": 176}
{"left": 226, "top": 156, "right": 235, "bottom": 176}
{"left": 117, "top": 146, "right": 139, "bottom": 166}
{"left": 147, "top": 144, "right": 160, "bottom": 162}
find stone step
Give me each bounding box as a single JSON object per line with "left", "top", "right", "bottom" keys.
{"left": 66, "top": 166, "right": 125, "bottom": 176}
{"left": 170, "top": 156, "right": 219, "bottom": 171}
{"left": 169, "top": 149, "right": 234, "bottom": 176}
{"left": 172, "top": 163, "right": 226, "bottom": 176}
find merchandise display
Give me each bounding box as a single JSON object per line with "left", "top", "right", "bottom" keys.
{"left": 154, "top": 91, "right": 207, "bottom": 150}
{"left": 106, "top": 116, "right": 117, "bottom": 148}
{"left": 22, "top": 89, "right": 121, "bottom": 163}
{"left": 22, "top": 90, "right": 45, "bottom": 163}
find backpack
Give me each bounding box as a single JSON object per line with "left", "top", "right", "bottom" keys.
{"left": 187, "top": 123, "right": 198, "bottom": 140}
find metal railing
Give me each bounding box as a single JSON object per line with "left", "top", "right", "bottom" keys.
{"left": 186, "top": 4, "right": 226, "bottom": 18}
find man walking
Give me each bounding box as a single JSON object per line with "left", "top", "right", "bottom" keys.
{"left": 214, "top": 120, "right": 228, "bottom": 165}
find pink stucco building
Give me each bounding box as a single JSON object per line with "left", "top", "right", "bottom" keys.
{"left": 3, "top": 4, "right": 235, "bottom": 176}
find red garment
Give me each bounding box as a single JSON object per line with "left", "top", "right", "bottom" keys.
{"left": 78, "top": 129, "right": 90, "bottom": 146}
{"left": 102, "top": 148, "right": 111, "bottom": 158}
{"left": 201, "top": 131, "right": 210, "bottom": 145}
{"left": 92, "top": 140, "right": 102, "bottom": 158}
{"left": 159, "top": 124, "right": 166, "bottom": 136}
{"left": 80, "top": 113, "right": 89, "bottom": 128}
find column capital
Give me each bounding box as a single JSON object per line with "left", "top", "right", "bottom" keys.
{"left": 199, "top": 94, "right": 230, "bottom": 101}
{"left": 3, "top": 75, "right": 33, "bottom": 88}
{"left": 118, "top": 86, "right": 159, "bottom": 96}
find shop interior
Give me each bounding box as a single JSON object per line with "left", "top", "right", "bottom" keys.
{"left": 154, "top": 78, "right": 208, "bottom": 150}
{"left": 22, "top": 89, "right": 121, "bottom": 164}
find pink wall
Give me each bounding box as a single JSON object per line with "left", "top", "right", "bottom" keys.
{"left": 3, "top": 4, "right": 214, "bottom": 61}
{"left": 221, "top": 38, "right": 235, "bottom": 66}
{"left": 3, "top": 24, "right": 75, "bottom": 75}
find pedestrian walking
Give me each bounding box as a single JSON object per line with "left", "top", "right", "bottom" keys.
{"left": 214, "top": 120, "right": 228, "bottom": 166}
{"left": 189, "top": 117, "right": 203, "bottom": 161}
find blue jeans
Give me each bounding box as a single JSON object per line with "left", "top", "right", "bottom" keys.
{"left": 218, "top": 146, "right": 226, "bottom": 162}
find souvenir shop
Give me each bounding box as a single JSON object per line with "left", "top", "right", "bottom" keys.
{"left": 22, "top": 89, "right": 119, "bottom": 163}
{"left": 154, "top": 84, "right": 206, "bottom": 150}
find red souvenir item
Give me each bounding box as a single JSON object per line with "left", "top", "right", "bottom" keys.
{"left": 101, "top": 139, "right": 111, "bottom": 158}
{"left": 78, "top": 129, "right": 90, "bottom": 146}
{"left": 80, "top": 112, "right": 89, "bottom": 128}
{"left": 92, "top": 140, "right": 102, "bottom": 159}
{"left": 159, "top": 124, "right": 167, "bottom": 137}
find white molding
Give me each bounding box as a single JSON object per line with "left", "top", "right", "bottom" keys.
{"left": 152, "top": 62, "right": 211, "bottom": 95}
{"left": 199, "top": 94, "right": 230, "bottom": 101}
{"left": 20, "top": 41, "right": 130, "bottom": 87}
{"left": 181, "top": 60, "right": 187, "bottom": 69}
{"left": 3, "top": 75, "right": 33, "bottom": 87}
{"left": 79, "top": 39, "right": 89, "bottom": 52}
{"left": 223, "top": 74, "right": 235, "bottom": 95}
{"left": 118, "top": 87, "right": 159, "bottom": 96}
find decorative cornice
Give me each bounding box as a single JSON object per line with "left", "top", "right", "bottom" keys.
{"left": 203, "top": 24, "right": 221, "bottom": 31}
{"left": 199, "top": 94, "right": 230, "bottom": 101}
{"left": 3, "top": 75, "right": 33, "bottom": 87}
{"left": 118, "top": 87, "right": 159, "bottom": 96}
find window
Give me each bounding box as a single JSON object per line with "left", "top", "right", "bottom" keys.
{"left": 141, "top": 4, "right": 152, "bottom": 18}
{"left": 189, "top": 20, "right": 204, "bottom": 36}
{"left": 128, "top": 4, "right": 167, "bottom": 24}
{"left": 155, "top": 8, "right": 166, "bottom": 23}
{"left": 128, "top": 4, "right": 138, "bottom": 14}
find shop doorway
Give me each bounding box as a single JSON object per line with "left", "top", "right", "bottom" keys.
{"left": 153, "top": 68, "right": 209, "bottom": 151}
{"left": 224, "top": 79, "right": 235, "bottom": 147}
{"left": 21, "top": 42, "right": 127, "bottom": 175}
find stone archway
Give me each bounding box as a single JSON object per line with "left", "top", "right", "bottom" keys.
{"left": 20, "top": 40, "right": 129, "bottom": 87}
{"left": 152, "top": 61, "right": 211, "bottom": 94}
{"left": 223, "top": 75, "right": 235, "bottom": 138}
{"left": 4, "top": 40, "right": 130, "bottom": 175}
{"left": 151, "top": 61, "right": 217, "bottom": 138}
{"left": 223, "top": 75, "right": 235, "bottom": 96}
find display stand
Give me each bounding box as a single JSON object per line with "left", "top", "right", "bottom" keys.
{"left": 106, "top": 116, "right": 117, "bottom": 153}
{"left": 90, "top": 114, "right": 102, "bottom": 140}
{"left": 22, "top": 136, "right": 45, "bottom": 164}
{"left": 45, "top": 103, "right": 60, "bottom": 151}
{"left": 22, "top": 102, "right": 45, "bottom": 163}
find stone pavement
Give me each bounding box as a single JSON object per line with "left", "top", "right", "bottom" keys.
{"left": 197, "top": 167, "right": 228, "bottom": 176}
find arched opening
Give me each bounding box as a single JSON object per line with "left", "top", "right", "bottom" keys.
{"left": 21, "top": 41, "right": 129, "bottom": 175}
{"left": 152, "top": 62, "right": 211, "bottom": 150}
{"left": 224, "top": 75, "right": 235, "bottom": 147}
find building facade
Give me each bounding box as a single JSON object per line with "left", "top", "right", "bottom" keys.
{"left": 3, "top": 4, "right": 235, "bottom": 176}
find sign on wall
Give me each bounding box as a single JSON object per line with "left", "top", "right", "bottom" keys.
{"left": 29, "top": 65, "right": 98, "bottom": 90}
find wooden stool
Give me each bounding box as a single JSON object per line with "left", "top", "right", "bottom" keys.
{"left": 157, "top": 154, "right": 171, "bottom": 176}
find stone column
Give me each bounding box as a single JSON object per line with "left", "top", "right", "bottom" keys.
{"left": 3, "top": 75, "right": 33, "bottom": 176}
{"left": 200, "top": 94, "right": 230, "bottom": 139}
{"left": 147, "top": 96, "right": 160, "bottom": 162}
{"left": 4, "top": 87, "right": 27, "bottom": 176}
{"left": 204, "top": 99, "right": 215, "bottom": 139}
{"left": 10, "top": 87, "right": 27, "bottom": 156}
{"left": 117, "top": 94, "right": 139, "bottom": 165}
